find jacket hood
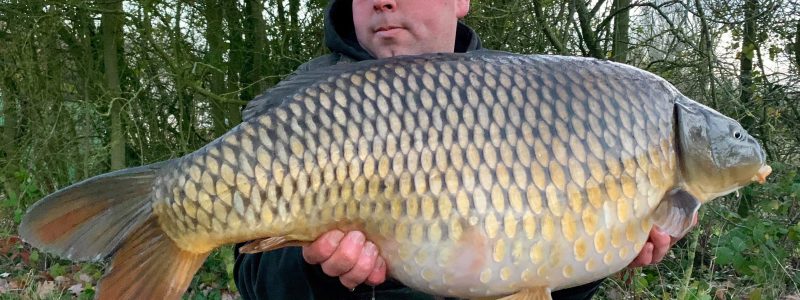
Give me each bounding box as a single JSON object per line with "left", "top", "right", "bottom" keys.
{"left": 324, "top": 0, "right": 483, "bottom": 61}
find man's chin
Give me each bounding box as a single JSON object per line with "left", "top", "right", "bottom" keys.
{"left": 383, "top": 46, "right": 449, "bottom": 58}
{"left": 367, "top": 42, "right": 455, "bottom": 58}
{"left": 371, "top": 47, "right": 416, "bottom": 59}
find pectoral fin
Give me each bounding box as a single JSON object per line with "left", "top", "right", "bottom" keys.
{"left": 239, "top": 236, "right": 310, "bottom": 253}
{"left": 476, "top": 287, "right": 551, "bottom": 300}
{"left": 652, "top": 189, "right": 701, "bottom": 238}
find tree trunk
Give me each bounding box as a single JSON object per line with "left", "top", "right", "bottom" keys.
{"left": 737, "top": 0, "right": 758, "bottom": 217}
{"left": 289, "top": 0, "right": 300, "bottom": 49}
{"left": 1, "top": 78, "right": 19, "bottom": 199}
{"left": 276, "top": 0, "right": 287, "bottom": 40}
{"left": 205, "top": 0, "right": 230, "bottom": 136}
{"left": 289, "top": 0, "right": 300, "bottom": 28}
{"left": 695, "top": 0, "right": 718, "bottom": 108}
{"left": 572, "top": 0, "right": 603, "bottom": 59}
{"left": 533, "top": 0, "right": 567, "bottom": 54}
{"left": 172, "top": 1, "right": 195, "bottom": 153}
{"left": 242, "top": 0, "right": 267, "bottom": 101}
{"left": 794, "top": 20, "right": 800, "bottom": 69}
{"left": 74, "top": 6, "right": 100, "bottom": 178}
{"left": 738, "top": 0, "right": 757, "bottom": 131}
{"left": 101, "top": 0, "right": 125, "bottom": 170}
{"left": 223, "top": 1, "right": 244, "bottom": 126}
{"left": 754, "top": 46, "right": 773, "bottom": 160}
{"left": 611, "top": 0, "right": 630, "bottom": 62}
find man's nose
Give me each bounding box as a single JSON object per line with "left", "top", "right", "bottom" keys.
{"left": 373, "top": 0, "right": 396, "bottom": 11}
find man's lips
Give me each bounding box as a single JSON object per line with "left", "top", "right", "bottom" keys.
{"left": 374, "top": 26, "right": 402, "bottom": 33}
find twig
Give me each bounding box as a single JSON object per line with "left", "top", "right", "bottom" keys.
{"left": 596, "top": 1, "right": 681, "bottom": 34}
{"left": 533, "top": 0, "right": 568, "bottom": 54}
{"left": 678, "top": 210, "right": 703, "bottom": 299}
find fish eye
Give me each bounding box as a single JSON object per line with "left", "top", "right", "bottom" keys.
{"left": 733, "top": 131, "right": 742, "bottom": 140}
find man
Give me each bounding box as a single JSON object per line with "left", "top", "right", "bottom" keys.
{"left": 234, "top": 0, "right": 683, "bottom": 299}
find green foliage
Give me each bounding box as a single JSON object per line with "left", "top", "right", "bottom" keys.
{"left": 189, "top": 247, "right": 238, "bottom": 298}
{"left": 1, "top": 0, "right": 799, "bottom": 299}
{"left": 605, "top": 163, "right": 800, "bottom": 299}
{"left": 709, "top": 164, "right": 800, "bottom": 297}
{"left": 714, "top": 215, "right": 791, "bottom": 284}
{"left": 1, "top": 171, "right": 44, "bottom": 224}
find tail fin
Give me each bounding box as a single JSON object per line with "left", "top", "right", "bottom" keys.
{"left": 18, "top": 161, "right": 210, "bottom": 299}
{"left": 97, "top": 217, "right": 209, "bottom": 299}
{"left": 18, "top": 162, "right": 169, "bottom": 260}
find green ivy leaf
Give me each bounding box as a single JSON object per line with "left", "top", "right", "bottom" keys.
{"left": 49, "top": 262, "right": 66, "bottom": 277}
{"left": 789, "top": 227, "right": 799, "bottom": 242}
{"left": 753, "top": 223, "right": 767, "bottom": 240}
{"left": 791, "top": 183, "right": 800, "bottom": 197}
{"left": 749, "top": 288, "right": 763, "bottom": 300}
{"left": 732, "top": 255, "right": 750, "bottom": 275}
{"left": 715, "top": 247, "right": 735, "bottom": 265}
{"left": 767, "top": 199, "right": 782, "bottom": 211}
{"left": 29, "top": 250, "right": 40, "bottom": 264}
{"left": 13, "top": 207, "right": 23, "bottom": 224}
{"left": 731, "top": 236, "right": 748, "bottom": 252}
{"left": 78, "top": 288, "right": 95, "bottom": 300}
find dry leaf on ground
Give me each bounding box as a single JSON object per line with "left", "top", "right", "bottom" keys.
{"left": 36, "top": 280, "right": 55, "bottom": 298}
{"left": 68, "top": 283, "right": 83, "bottom": 295}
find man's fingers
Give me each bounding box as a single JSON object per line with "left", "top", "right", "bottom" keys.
{"left": 365, "top": 257, "right": 387, "bottom": 286}
{"left": 339, "top": 241, "right": 379, "bottom": 289}
{"left": 650, "top": 227, "right": 672, "bottom": 264}
{"left": 303, "top": 230, "right": 388, "bottom": 289}
{"left": 628, "top": 242, "right": 654, "bottom": 268}
{"left": 320, "top": 231, "right": 366, "bottom": 276}
{"left": 303, "top": 230, "right": 345, "bottom": 264}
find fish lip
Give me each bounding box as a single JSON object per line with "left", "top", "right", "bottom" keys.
{"left": 752, "top": 165, "right": 772, "bottom": 184}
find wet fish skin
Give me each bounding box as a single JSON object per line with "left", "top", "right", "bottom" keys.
{"left": 18, "top": 53, "right": 768, "bottom": 300}
{"left": 158, "top": 54, "right": 679, "bottom": 296}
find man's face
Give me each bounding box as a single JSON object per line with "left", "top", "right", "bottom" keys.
{"left": 352, "top": 0, "right": 470, "bottom": 59}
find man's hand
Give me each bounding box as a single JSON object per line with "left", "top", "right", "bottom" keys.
{"left": 302, "top": 230, "right": 387, "bottom": 290}
{"left": 628, "top": 214, "right": 699, "bottom": 268}
{"left": 627, "top": 226, "right": 672, "bottom": 268}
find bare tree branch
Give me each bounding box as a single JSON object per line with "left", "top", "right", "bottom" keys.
{"left": 795, "top": 20, "right": 800, "bottom": 69}
{"left": 590, "top": 0, "right": 608, "bottom": 17}
{"left": 573, "top": 0, "right": 604, "bottom": 58}
{"left": 595, "top": 0, "right": 681, "bottom": 34}
{"left": 533, "top": 0, "right": 568, "bottom": 54}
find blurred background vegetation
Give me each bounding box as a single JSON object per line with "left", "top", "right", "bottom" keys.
{"left": 0, "top": 0, "right": 798, "bottom": 299}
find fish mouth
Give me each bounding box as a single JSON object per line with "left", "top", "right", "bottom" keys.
{"left": 752, "top": 165, "right": 772, "bottom": 184}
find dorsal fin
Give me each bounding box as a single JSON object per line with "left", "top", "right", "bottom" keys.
{"left": 241, "top": 69, "right": 330, "bottom": 122}
{"left": 240, "top": 51, "right": 648, "bottom": 123}
{"left": 240, "top": 52, "right": 509, "bottom": 122}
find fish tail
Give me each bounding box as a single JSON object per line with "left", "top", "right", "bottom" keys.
{"left": 18, "top": 160, "right": 209, "bottom": 299}
{"left": 96, "top": 216, "right": 209, "bottom": 299}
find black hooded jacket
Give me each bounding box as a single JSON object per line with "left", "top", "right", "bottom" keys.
{"left": 294, "top": 0, "right": 483, "bottom": 71}
{"left": 233, "top": 1, "right": 603, "bottom": 299}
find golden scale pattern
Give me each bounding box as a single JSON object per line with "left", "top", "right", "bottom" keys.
{"left": 153, "top": 54, "right": 679, "bottom": 297}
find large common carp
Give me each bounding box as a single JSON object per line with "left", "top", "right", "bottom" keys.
{"left": 19, "top": 52, "right": 771, "bottom": 300}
